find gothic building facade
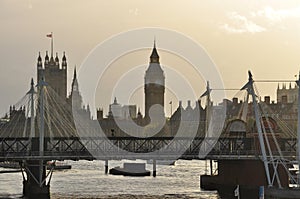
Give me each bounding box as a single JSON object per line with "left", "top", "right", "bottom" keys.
{"left": 37, "top": 51, "right": 67, "bottom": 100}
{"left": 2, "top": 40, "right": 298, "bottom": 139}
{"left": 277, "top": 83, "right": 298, "bottom": 104}
{"left": 97, "top": 42, "right": 168, "bottom": 137}
{"left": 96, "top": 42, "right": 206, "bottom": 137}
{"left": 36, "top": 50, "right": 90, "bottom": 121}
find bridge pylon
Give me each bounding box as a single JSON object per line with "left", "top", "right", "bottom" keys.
{"left": 22, "top": 78, "right": 51, "bottom": 199}
{"left": 23, "top": 160, "right": 50, "bottom": 199}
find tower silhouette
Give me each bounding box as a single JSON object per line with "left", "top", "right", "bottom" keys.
{"left": 68, "top": 67, "right": 83, "bottom": 109}
{"left": 144, "top": 41, "right": 165, "bottom": 122}
{"left": 37, "top": 51, "right": 67, "bottom": 100}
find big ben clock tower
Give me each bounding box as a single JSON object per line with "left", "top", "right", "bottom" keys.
{"left": 144, "top": 41, "right": 165, "bottom": 122}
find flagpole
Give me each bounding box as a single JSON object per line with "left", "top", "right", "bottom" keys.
{"left": 51, "top": 32, "right": 53, "bottom": 57}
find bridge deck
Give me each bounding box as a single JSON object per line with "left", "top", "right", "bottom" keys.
{"left": 0, "top": 137, "right": 296, "bottom": 161}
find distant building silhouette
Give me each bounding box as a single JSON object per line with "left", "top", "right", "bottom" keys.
{"left": 144, "top": 41, "right": 165, "bottom": 122}
{"left": 277, "top": 83, "right": 297, "bottom": 103}
{"left": 37, "top": 51, "right": 67, "bottom": 100}
{"left": 3, "top": 39, "right": 297, "bottom": 139}
{"left": 108, "top": 97, "right": 137, "bottom": 119}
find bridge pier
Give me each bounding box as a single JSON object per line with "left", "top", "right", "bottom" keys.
{"left": 200, "top": 159, "right": 289, "bottom": 198}
{"left": 105, "top": 160, "right": 108, "bottom": 174}
{"left": 153, "top": 159, "right": 156, "bottom": 177}
{"left": 23, "top": 160, "right": 50, "bottom": 199}
{"left": 210, "top": 160, "right": 213, "bottom": 175}
{"left": 22, "top": 136, "right": 50, "bottom": 199}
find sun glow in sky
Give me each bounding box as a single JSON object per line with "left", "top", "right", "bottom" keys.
{"left": 0, "top": 0, "right": 300, "bottom": 116}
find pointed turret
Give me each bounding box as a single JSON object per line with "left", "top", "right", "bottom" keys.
{"left": 179, "top": 101, "right": 183, "bottom": 108}
{"left": 186, "top": 100, "right": 193, "bottom": 111}
{"left": 113, "top": 97, "right": 118, "bottom": 104}
{"left": 86, "top": 104, "right": 91, "bottom": 119}
{"left": 62, "top": 51, "right": 67, "bottom": 69}
{"left": 71, "top": 67, "right": 79, "bottom": 92}
{"left": 145, "top": 40, "right": 164, "bottom": 85}
{"left": 31, "top": 78, "right": 34, "bottom": 87}
{"left": 69, "top": 67, "right": 82, "bottom": 109}
{"left": 62, "top": 51, "right": 66, "bottom": 61}
{"left": 55, "top": 52, "right": 59, "bottom": 66}
{"left": 44, "top": 51, "right": 49, "bottom": 65}
{"left": 37, "top": 52, "right": 42, "bottom": 69}
{"left": 73, "top": 67, "right": 77, "bottom": 79}
{"left": 150, "top": 40, "right": 159, "bottom": 63}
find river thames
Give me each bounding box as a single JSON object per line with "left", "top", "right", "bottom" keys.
{"left": 0, "top": 160, "right": 220, "bottom": 199}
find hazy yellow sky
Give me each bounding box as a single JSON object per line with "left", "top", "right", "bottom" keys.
{"left": 1, "top": 0, "right": 300, "bottom": 116}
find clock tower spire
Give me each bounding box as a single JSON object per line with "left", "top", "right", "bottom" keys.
{"left": 144, "top": 40, "right": 165, "bottom": 122}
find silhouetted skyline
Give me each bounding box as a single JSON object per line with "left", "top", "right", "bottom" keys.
{"left": 1, "top": 0, "right": 300, "bottom": 116}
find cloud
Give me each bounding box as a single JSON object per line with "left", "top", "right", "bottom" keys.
{"left": 221, "top": 12, "right": 266, "bottom": 34}
{"left": 221, "top": 6, "right": 300, "bottom": 34}
{"left": 251, "top": 6, "right": 300, "bottom": 23}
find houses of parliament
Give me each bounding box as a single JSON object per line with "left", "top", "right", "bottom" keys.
{"left": 27, "top": 41, "right": 206, "bottom": 137}
{"left": 4, "top": 40, "right": 299, "bottom": 138}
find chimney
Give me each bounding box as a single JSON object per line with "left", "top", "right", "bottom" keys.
{"left": 187, "top": 100, "right": 191, "bottom": 107}
{"left": 179, "top": 101, "right": 182, "bottom": 108}
{"left": 264, "top": 96, "right": 270, "bottom": 104}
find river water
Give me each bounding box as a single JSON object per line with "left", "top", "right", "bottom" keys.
{"left": 0, "top": 160, "right": 219, "bottom": 199}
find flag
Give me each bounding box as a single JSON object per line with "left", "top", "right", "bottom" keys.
{"left": 234, "top": 185, "right": 239, "bottom": 198}
{"left": 46, "top": 33, "right": 52, "bottom": 38}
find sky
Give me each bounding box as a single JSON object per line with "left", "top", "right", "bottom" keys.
{"left": 1, "top": 0, "right": 300, "bottom": 117}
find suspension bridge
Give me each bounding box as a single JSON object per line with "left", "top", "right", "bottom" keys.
{"left": 0, "top": 73, "right": 299, "bottom": 198}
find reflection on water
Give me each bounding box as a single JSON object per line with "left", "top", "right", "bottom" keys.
{"left": 0, "top": 160, "right": 219, "bottom": 199}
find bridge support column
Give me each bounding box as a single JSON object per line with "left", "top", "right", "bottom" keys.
{"left": 200, "top": 159, "right": 289, "bottom": 198}
{"left": 23, "top": 160, "right": 50, "bottom": 199}
{"left": 105, "top": 160, "right": 108, "bottom": 174}
{"left": 153, "top": 159, "right": 156, "bottom": 177}
{"left": 210, "top": 160, "right": 213, "bottom": 175}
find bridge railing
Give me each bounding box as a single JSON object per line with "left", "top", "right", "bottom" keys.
{"left": 0, "top": 137, "right": 297, "bottom": 161}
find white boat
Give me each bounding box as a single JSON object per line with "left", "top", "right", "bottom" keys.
{"left": 109, "top": 163, "right": 150, "bottom": 176}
